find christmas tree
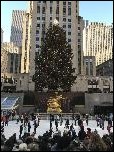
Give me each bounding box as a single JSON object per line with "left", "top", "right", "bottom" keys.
{"left": 32, "top": 20, "right": 76, "bottom": 91}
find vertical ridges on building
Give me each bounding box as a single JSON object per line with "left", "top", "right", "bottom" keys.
{"left": 10, "top": 10, "right": 25, "bottom": 47}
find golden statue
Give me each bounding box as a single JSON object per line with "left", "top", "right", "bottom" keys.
{"left": 47, "top": 92, "right": 65, "bottom": 113}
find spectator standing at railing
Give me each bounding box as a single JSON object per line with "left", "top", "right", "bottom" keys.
{"left": 2, "top": 115, "right": 6, "bottom": 126}
{"left": 5, "top": 114, "right": 9, "bottom": 126}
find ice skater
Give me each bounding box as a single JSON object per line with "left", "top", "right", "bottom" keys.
{"left": 85, "top": 114, "right": 89, "bottom": 126}
{"left": 28, "top": 121, "right": 31, "bottom": 133}
{"left": 55, "top": 119, "right": 58, "bottom": 131}
{"left": 50, "top": 120, "right": 52, "bottom": 130}
{"left": 33, "top": 119, "right": 37, "bottom": 134}
{"left": 60, "top": 115, "right": 63, "bottom": 126}
{"left": 19, "top": 124, "right": 23, "bottom": 138}
{"left": 65, "top": 119, "right": 70, "bottom": 129}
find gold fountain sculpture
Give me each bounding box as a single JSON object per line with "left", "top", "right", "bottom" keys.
{"left": 47, "top": 92, "right": 65, "bottom": 113}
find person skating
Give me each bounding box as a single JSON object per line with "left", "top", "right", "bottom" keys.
{"left": 78, "top": 118, "right": 83, "bottom": 127}
{"left": 24, "top": 115, "right": 28, "bottom": 126}
{"left": 60, "top": 115, "right": 63, "bottom": 126}
{"left": 70, "top": 123, "right": 74, "bottom": 131}
{"left": 65, "top": 119, "right": 70, "bottom": 129}
{"left": 50, "top": 120, "right": 52, "bottom": 130}
{"left": 37, "top": 117, "right": 40, "bottom": 126}
{"left": 85, "top": 114, "right": 89, "bottom": 126}
{"left": 74, "top": 117, "right": 77, "bottom": 126}
{"left": 33, "top": 120, "right": 37, "bottom": 134}
{"left": 28, "top": 121, "right": 31, "bottom": 133}
{"left": 21, "top": 115, "right": 24, "bottom": 123}
{"left": 55, "top": 119, "right": 58, "bottom": 131}
{"left": 19, "top": 124, "right": 23, "bottom": 138}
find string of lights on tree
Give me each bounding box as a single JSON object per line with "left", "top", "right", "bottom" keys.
{"left": 32, "top": 19, "right": 77, "bottom": 91}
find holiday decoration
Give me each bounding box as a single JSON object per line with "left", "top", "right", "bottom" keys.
{"left": 32, "top": 22, "right": 77, "bottom": 91}
{"left": 47, "top": 92, "right": 65, "bottom": 113}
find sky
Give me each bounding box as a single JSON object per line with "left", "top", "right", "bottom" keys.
{"left": 1, "top": 1, "right": 113, "bottom": 42}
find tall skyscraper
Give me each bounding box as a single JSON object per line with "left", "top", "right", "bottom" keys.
{"left": 10, "top": 10, "right": 25, "bottom": 47}
{"left": 2, "top": 42, "right": 21, "bottom": 74}
{"left": 83, "top": 22, "right": 113, "bottom": 66}
{"left": 21, "top": 1, "right": 84, "bottom": 91}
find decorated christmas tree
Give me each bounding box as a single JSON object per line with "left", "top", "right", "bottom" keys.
{"left": 32, "top": 19, "right": 76, "bottom": 91}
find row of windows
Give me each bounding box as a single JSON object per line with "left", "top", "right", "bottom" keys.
{"left": 37, "top": 6, "right": 72, "bottom": 15}
{"left": 37, "top": 23, "right": 71, "bottom": 29}
{"left": 38, "top": 1, "right": 71, "bottom": 5}
{"left": 37, "top": 16, "right": 71, "bottom": 22}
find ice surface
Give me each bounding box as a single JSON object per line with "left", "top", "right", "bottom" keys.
{"left": 3, "top": 119, "right": 113, "bottom": 140}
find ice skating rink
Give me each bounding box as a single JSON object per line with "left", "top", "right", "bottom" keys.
{"left": 3, "top": 119, "right": 113, "bottom": 139}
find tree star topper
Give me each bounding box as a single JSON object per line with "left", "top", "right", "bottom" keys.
{"left": 53, "top": 19, "right": 59, "bottom": 25}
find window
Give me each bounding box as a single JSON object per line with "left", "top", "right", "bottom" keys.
{"left": 78, "top": 27, "right": 80, "bottom": 30}
{"left": 63, "top": 1, "right": 66, "bottom": 5}
{"left": 57, "top": 1, "right": 59, "bottom": 4}
{"left": 68, "top": 39, "right": 71, "bottom": 42}
{"left": 63, "top": 24, "right": 66, "bottom": 28}
{"left": 68, "top": 7, "right": 71, "bottom": 15}
{"left": 50, "top": 7, "right": 52, "bottom": 14}
{"left": 37, "top": 6, "right": 40, "bottom": 13}
{"left": 63, "top": 18, "right": 66, "bottom": 22}
{"left": 50, "top": 17, "right": 52, "bottom": 20}
{"left": 37, "top": 17, "right": 40, "bottom": 20}
{"left": 78, "top": 33, "right": 81, "bottom": 36}
{"left": 42, "top": 7, "right": 45, "bottom": 14}
{"left": 68, "top": 32, "right": 71, "bottom": 35}
{"left": 36, "top": 44, "right": 39, "bottom": 48}
{"left": 36, "top": 37, "right": 39, "bottom": 41}
{"left": 68, "top": 2, "right": 71, "bottom": 5}
{"left": 37, "top": 24, "right": 40, "bottom": 27}
{"left": 36, "top": 30, "right": 39, "bottom": 34}
{"left": 50, "top": 1, "right": 53, "bottom": 3}
{"left": 78, "top": 39, "right": 80, "bottom": 42}
{"left": 68, "top": 19, "right": 71, "bottom": 22}
{"left": 42, "top": 17, "right": 45, "bottom": 20}
{"left": 68, "top": 24, "right": 71, "bottom": 28}
{"left": 63, "top": 8, "right": 66, "bottom": 15}
{"left": 43, "top": 1, "right": 46, "bottom": 3}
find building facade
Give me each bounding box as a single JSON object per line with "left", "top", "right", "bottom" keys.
{"left": 1, "top": 47, "right": 8, "bottom": 73}
{"left": 21, "top": 1, "right": 84, "bottom": 91}
{"left": 2, "top": 42, "right": 21, "bottom": 74}
{"left": 10, "top": 10, "right": 25, "bottom": 47}
{"left": 83, "top": 22, "right": 113, "bottom": 66}
{"left": 96, "top": 59, "right": 113, "bottom": 77}
{"left": 1, "top": 28, "right": 3, "bottom": 43}
{"left": 78, "top": 16, "right": 85, "bottom": 74}
{"left": 83, "top": 56, "right": 96, "bottom": 76}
